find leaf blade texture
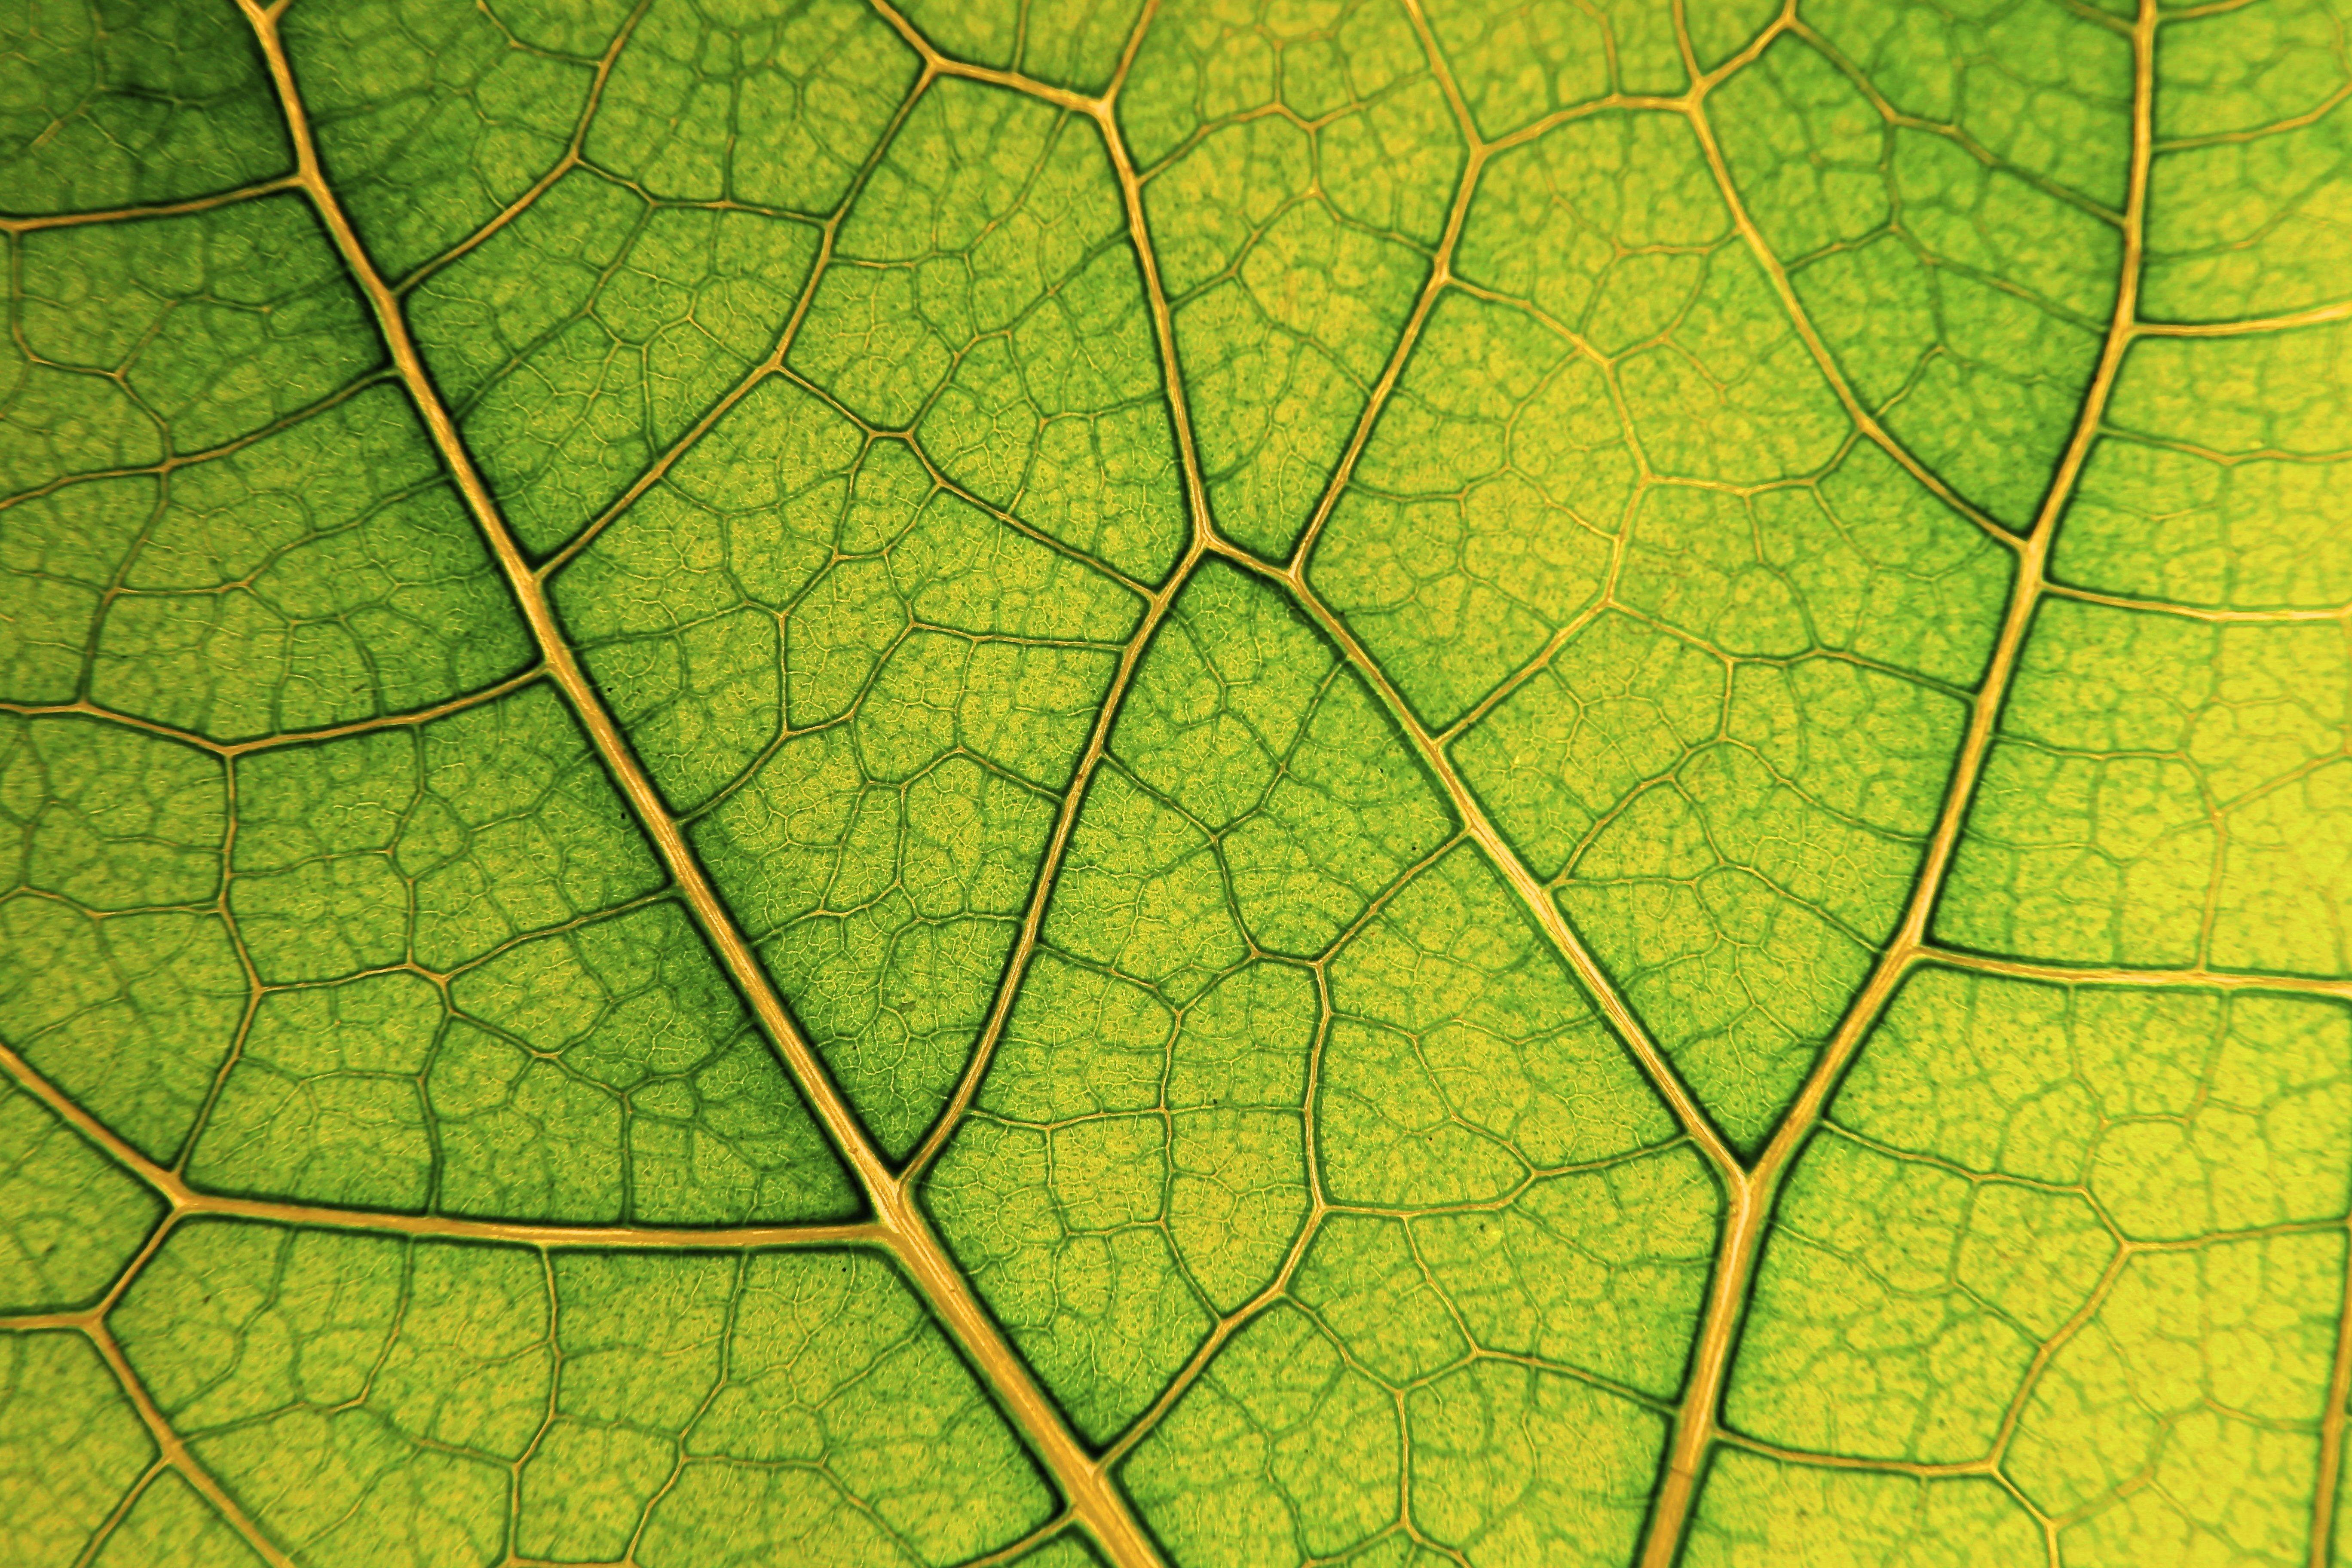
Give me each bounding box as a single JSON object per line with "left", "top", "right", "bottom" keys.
{"left": 2, "top": 1, "right": 2349, "bottom": 1566}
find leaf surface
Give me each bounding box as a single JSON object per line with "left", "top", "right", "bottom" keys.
{"left": 3, "top": 1, "right": 2349, "bottom": 1565}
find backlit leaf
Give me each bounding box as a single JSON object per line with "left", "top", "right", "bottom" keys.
{"left": 3, "top": 2, "right": 2346, "bottom": 1565}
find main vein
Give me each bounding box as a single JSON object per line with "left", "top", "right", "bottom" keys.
{"left": 222, "top": 3, "right": 1166, "bottom": 1563}
{"left": 1631, "top": 3, "right": 2162, "bottom": 1560}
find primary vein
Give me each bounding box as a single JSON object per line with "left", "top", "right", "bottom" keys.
{"left": 1632, "top": 5, "right": 2163, "bottom": 1560}
{"left": 224, "top": 5, "right": 1167, "bottom": 1563}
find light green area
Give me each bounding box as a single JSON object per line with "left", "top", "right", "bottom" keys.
{"left": 1418, "top": 0, "right": 1777, "bottom": 136}
{"left": 0, "top": 0, "right": 290, "bottom": 214}
{"left": 1457, "top": 589, "right": 1972, "bottom": 1151}
{"left": 1730, "top": 1128, "right": 2116, "bottom": 1463}
{"left": 586, "top": 0, "right": 919, "bottom": 209}
{"left": 3, "top": 197, "right": 380, "bottom": 497}
{"left": 1426, "top": 0, "right": 1670, "bottom": 134}
{"left": 2058, "top": 318, "right": 2352, "bottom": 608}
{"left": 1712, "top": 967, "right": 2352, "bottom": 1561}
{"left": 1939, "top": 594, "right": 2352, "bottom": 975}
{"left": 1792, "top": 0, "right": 2135, "bottom": 209}
{"left": 1547, "top": 683, "right": 1932, "bottom": 1148}
{"left": 1686, "top": 1452, "right": 2042, "bottom": 1568}
{"left": 793, "top": 77, "right": 1188, "bottom": 582}
{"left": 1317, "top": 843, "right": 1716, "bottom": 1400}
{"left": 558, "top": 377, "right": 1137, "bottom": 815}
{"left": 211, "top": 685, "right": 854, "bottom": 1222}
{"left": 1122, "top": 842, "right": 1716, "bottom": 1563}
{"left": 1957, "top": 312, "right": 2352, "bottom": 980}
{"left": 282, "top": 0, "right": 636, "bottom": 279}
{"left": 1011, "top": 1535, "right": 1109, "bottom": 1568}
{"left": 439, "top": 905, "right": 854, "bottom": 1224}
{"left": 1125, "top": 1305, "right": 1669, "bottom": 1568}
{"left": 0, "top": 1083, "right": 162, "bottom": 1312}
{"left": 0, "top": 675, "right": 859, "bottom": 1226}
{"left": 2342, "top": 1403, "right": 2352, "bottom": 1568}
{"left": 2144, "top": 0, "right": 2352, "bottom": 321}
{"left": 930, "top": 563, "right": 1445, "bottom": 1442}
{"left": 1043, "top": 561, "right": 1455, "bottom": 977}
{"left": 185, "top": 904, "right": 856, "bottom": 1225}
{"left": 1446, "top": 409, "right": 2003, "bottom": 1149}
{"left": 1840, "top": 971, "right": 2352, "bottom": 1239}
{"left": 227, "top": 683, "right": 658, "bottom": 978}
{"left": 0, "top": 892, "right": 242, "bottom": 1164}
{"left": 0, "top": 160, "right": 537, "bottom": 751}
{"left": 699, "top": 730, "right": 1056, "bottom": 1165}
{"left": 2010, "top": 1236, "right": 2343, "bottom": 1565}
{"left": 898, "top": 0, "right": 1148, "bottom": 93}
{"left": 113, "top": 1226, "right": 1051, "bottom": 1566}
{"left": 0, "top": 1333, "right": 156, "bottom": 1568}
{"left": 1124, "top": 0, "right": 1461, "bottom": 558}
{"left": 91, "top": 1470, "right": 267, "bottom": 1568}
{"left": 929, "top": 956, "right": 1315, "bottom": 1443}
{"left": 1304, "top": 278, "right": 1624, "bottom": 734}
{"left": 1308, "top": 94, "right": 1975, "bottom": 737}
{"left": 293, "top": 0, "right": 918, "bottom": 551}
{"left": 534, "top": 1249, "right": 1052, "bottom": 1566}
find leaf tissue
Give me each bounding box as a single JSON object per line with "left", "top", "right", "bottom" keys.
{"left": 2, "top": 1, "right": 2349, "bottom": 1565}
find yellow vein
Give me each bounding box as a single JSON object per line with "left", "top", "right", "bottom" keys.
{"left": 230, "top": 5, "right": 1164, "bottom": 1563}
{"left": 391, "top": 0, "right": 650, "bottom": 297}
{"left": 893, "top": 0, "right": 1220, "bottom": 1197}
{"left": 0, "top": 666, "right": 545, "bottom": 758}
{"left": 1921, "top": 947, "right": 2352, "bottom": 1004}
{"left": 88, "top": 1320, "right": 298, "bottom": 1568}
{"left": 0, "top": 176, "right": 301, "bottom": 236}
{"left": 0, "top": 1041, "right": 879, "bottom": 1254}
{"left": 2315, "top": 1207, "right": 2352, "bottom": 1568}
{"left": 1632, "top": 6, "right": 2162, "bottom": 1560}
{"left": 2041, "top": 582, "right": 2352, "bottom": 623}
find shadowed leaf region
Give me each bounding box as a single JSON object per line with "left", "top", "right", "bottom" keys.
{"left": 3, "top": 0, "right": 2351, "bottom": 1566}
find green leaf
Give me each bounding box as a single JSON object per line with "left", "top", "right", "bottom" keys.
{"left": 4, "top": 2, "right": 2349, "bottom": 1566}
